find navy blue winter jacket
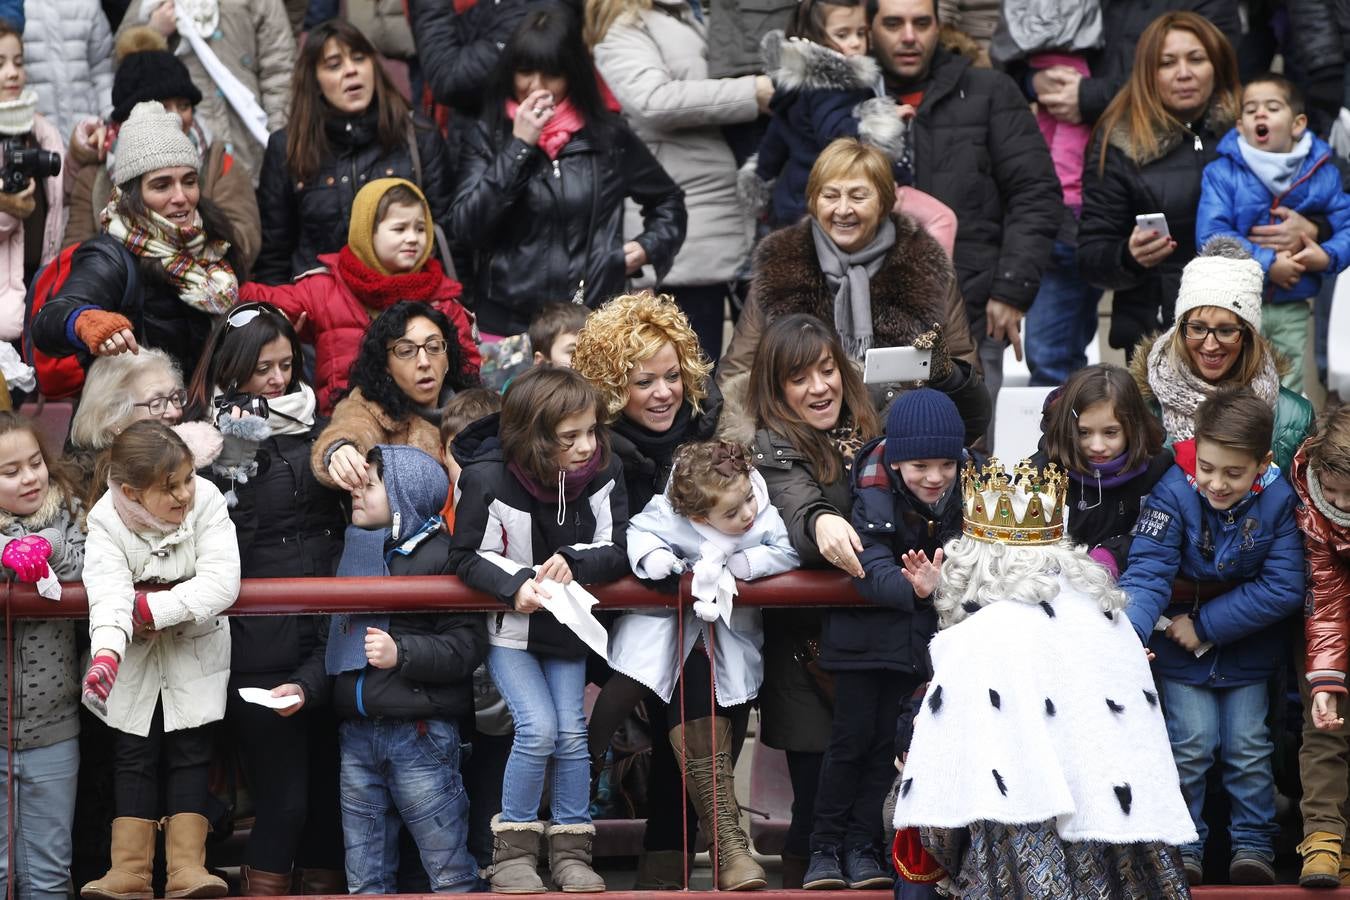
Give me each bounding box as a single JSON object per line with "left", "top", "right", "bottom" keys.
{"left": 1119, "top": 440, "right": 1305, "bottom": 687}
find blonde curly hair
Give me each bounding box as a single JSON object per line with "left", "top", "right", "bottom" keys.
{"left": 572, "top": 291, "right": 712, "bottom": 423}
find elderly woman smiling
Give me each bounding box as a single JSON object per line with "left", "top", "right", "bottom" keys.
{"left": 720, "top": 138, "right": 988, "bottom": 442}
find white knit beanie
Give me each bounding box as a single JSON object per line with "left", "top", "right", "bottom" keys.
{"left": 1173, "top": 236, "right": 1264, "bottom": 332}
{"left": 111, "top": 101, "right": 200, "bottom": 187}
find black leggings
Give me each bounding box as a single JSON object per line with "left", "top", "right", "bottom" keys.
{"left": 114, "top": 701, "right": 213, "bottom": 820}
{"left": 226, "top": 671, "right": 344, "bottom": 873}
{"left": 588, "top": 652, "right": 750, "bottom": 852}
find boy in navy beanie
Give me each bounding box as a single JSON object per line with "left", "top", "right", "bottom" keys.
{"left": 802, "top": 389, "right": 967, "bottom": 891}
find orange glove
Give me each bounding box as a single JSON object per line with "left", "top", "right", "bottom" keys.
{"left": 73, "top": 310, "right": 134, "bottom": 353}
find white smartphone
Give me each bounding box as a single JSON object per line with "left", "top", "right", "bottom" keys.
{"left": 863, "top": 346, "right": 932, "bottom": 384}
{"left": 1135, "top": 212, "right": 1171, "bottom": 239}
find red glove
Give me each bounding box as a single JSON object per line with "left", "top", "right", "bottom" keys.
{"left": 73, "top": 310, "right": 134, "bottom": 353}
{"left": 1, "top": 535, "right": 52, "bottom": 583}
{"left": 892, "top": 826, "right": 945, "bottom": 884}
{"left": 83, "top": 653, "right": 119, "bottom": 715}
{"left": 132, "top": 592, "right": 154, "bottom": 631}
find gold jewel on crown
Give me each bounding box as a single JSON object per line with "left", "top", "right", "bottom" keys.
{"left": 961, "top": 458, "right": 1067, "bottom": 546}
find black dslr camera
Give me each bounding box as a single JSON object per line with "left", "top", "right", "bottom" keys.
{"left": 0, "top": 139, "right": 61, "bottom": 194}
{"left": 214, "top": 393, "right": 270, "bottom": 419}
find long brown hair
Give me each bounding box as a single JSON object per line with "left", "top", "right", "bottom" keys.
{"left": 1165, "top": 308, "right": 1271, "bottom": 388}
{"left": 1093, "top": 11, "right": 1239, "bottom": 173}
{"left": 0, "top": 412, "right": 82, "bottom": 517}
{"left": 1041, "top": 364, "right": 1162, "bottom": 475}
{"left": 747, "top": 313, "right": 880, "bottom": 485}
{"left": 500, "top": 367, "right": 610, "bottom": 485}
{"left": 285, "top": 19, "right": 411, "bottom": 184}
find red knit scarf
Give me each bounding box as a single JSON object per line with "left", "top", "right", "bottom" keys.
{"left": 335, "top": 246, "right": 457, "bottom": 311}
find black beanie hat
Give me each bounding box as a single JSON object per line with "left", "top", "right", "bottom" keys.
{"left": 111, "top": 50, "right": 203, "bottom": 124}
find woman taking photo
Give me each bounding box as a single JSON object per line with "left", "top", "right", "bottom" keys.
{"left": 254, "top": 19, "right": 455, "bottom": 284}
{"left": 1132, "top": 238, "right": 1313, "bottom": 472}
{"left": 1078, "top": 11, "right": 1246, "bottom": 355}
{"left": 184, "top": 301, "right": 347, "bottom": 895}
{"left": 746, "top": 313, "right": 881, "bottom": 890}
{"left": 0, "top": 20, "right": 65, "bottom": 345}
{"left": 31, "top": 100, "right": 242, "bottom": 385}
{"left": 312, "top": 301, "right": 475, "bottom": 492}
{"left": 721, "top": 139, "right": 988, "bottom": 444}
{"left": 450, "top": 4, "right": 687, "bottom": 339}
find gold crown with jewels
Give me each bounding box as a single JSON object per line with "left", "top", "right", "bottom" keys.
{"left": 961, "top": 458, "right": 1067, "bottom": 545}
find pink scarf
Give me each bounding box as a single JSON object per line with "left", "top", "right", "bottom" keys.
{"left": 505, "top": 97, "right": 584, "bottom": 160}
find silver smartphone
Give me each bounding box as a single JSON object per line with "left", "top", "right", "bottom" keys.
{"left": 862, "top": 346, "right": 932, "bottom": 384}
{"left": 1135, "top": 212, "right": 1171, "bottom": 239}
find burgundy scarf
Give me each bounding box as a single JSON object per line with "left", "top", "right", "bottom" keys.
{"left": 336, "top": 247, "right": 457, "bottom": 312}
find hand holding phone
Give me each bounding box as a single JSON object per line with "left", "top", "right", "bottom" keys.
{"left": 1130, "top": 213, "right": 1176, "bottom": 269}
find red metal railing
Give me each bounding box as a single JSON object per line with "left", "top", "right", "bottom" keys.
{"left": 0, "top": 571, "right": 865, "bottom": 618}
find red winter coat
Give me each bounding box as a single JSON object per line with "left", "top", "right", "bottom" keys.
{"left": 240, "top": 253, "right": 481, "bottom": 414}
{"left": 1294, "top": 446, "right": 1350, "bottom": 694}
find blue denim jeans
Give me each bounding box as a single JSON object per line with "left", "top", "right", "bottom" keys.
{"left": 1025, "top": 239, "right": 1102, "bottom": 387}
{"left": 487, "top": 646, "right": 590, "bottom": 824}
{"left": 0, "top": 737, "right": 79, "bottom": 900}
{"left": 1158, "top": 679, "right": 1278, "bottom": 858}
{"left": 338, "top": 718, "right": 478, "bottom": 894}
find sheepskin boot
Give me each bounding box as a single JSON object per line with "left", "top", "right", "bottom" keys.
{"left": 546, "top": 823, "right": 605, "bottom": 892}
{"left": 489, "top": 815, "right": 546, "bottom": 894}
{"left": 241, "top": 866, "right": 293, "bottom": 896}
{"left": 80, "top": 817, "right": 159, "bottom": 900}
{"left": 162, "top": 813, "right": 227, "bottom": 898}
{"left": 669, "top": 717, "right": 766, "bottom": 891}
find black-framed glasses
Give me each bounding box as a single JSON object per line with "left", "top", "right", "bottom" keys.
{"left": 388, "top": 337, "right": 448, "bottom": 360}
{"left": 132, "top": 389, "right": 188, "bottom": 416}
{"left": 1182, "top": 321, "right": 1245, "bottom": 345}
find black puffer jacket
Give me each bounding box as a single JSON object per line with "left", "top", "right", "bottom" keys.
{"left": 222, "top": 426, "right": 346, "bottom": 675}
{"left": 903, "top": 48, "right": 1060, "bottom": 318}
{"left": 831, "top": 437, "right": 963, "bottom": 673}
{"left": 1286, "top": 0, "right": 1350, "bottom": 131}
{"left": 1077, "top": 104, "right": 1233, "bottom": 352}
{"left": 448, "top": 413, "right": 630, "bottom": 658}
{"left": 253, "top": 110, "right": 455, "bottom": 284}
{"left": 289, "top": 532, "right": 487, "bottom": 721}
{"left": 31, "top": 234, "right": 230, "bottom": 382}
{"left": 449, "top": 118, "right": 686, "bottom": 336}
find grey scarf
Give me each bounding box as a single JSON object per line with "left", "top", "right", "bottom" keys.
{"left": 810, "top": 217, "right": 896, "bottom": 360}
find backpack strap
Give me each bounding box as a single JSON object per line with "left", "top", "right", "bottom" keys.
{"left": 404, "top": 115, "right": 459, "bottom": 282}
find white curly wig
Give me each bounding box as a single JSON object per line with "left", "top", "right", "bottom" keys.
{"left": 933, "top": 535, "right": 1128, "bottom": 630}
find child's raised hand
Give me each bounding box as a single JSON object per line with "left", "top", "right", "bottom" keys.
{"left": 900, "top": 548, "right": 944, "bottom": 599}
{"left": 1313, "top": 691, "right": 1345, "bottom": 731}
{"left": 1164, "top": 613, "right": 1203, "bottom": 652}
{"left": 364, "top": 627, "right": 398, "bottom": 669}
{"left": 270, "top": 683, "right": 306, "bottom": 717}
{"left": 513, "top": 578, "right": 550, "bottom": 613}
{"left": 536, "top": 553, "right": 573, "bottom": 585}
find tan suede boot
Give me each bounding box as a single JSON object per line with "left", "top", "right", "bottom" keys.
{"left": 669, "top": 717, "right": 766, "bottom": 891}
{"left": 489, "top": 815, "right": 547, "bottom": 894}
{"left": 1299, "top": 831, "right": 1343, "bottom": 888}
{"left": 546, "top": 823, "right": 605, "bottom": 892}
{"left": 241, "top": 866, "right": 294, "bottom": 896}
{"left": 162, "top": 813, "right": 227, "bottom": 898}
{"left": 80, "top": 817, "right": 159, "bottom": 900}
